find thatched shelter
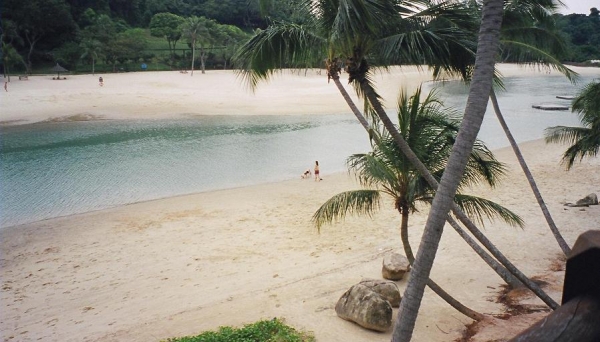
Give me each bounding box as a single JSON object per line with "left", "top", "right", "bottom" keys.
{"left": 52, "top": 63, "right": 68, "bottom": 79}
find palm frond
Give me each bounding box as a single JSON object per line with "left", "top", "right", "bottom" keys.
{"left": 346, "top": 152, "right": 400, "bottom": 190}
{"left": 453, "top": 194, "right": 525, "bottom": 228}
{"left": 546, "top": 126, "right": 600, "bottom": 169}
{"left": 460, "top": 141, "right": 507, "bottom": 189}
{"left": 499, "top": 40, "right": 578, "bottom": 83}
{"left": 572, "top": 81, "right": 600, "bottom": 126}
{"left": 560, "top": 134, "right": 600, "bottom": 169}
{"left": 312, "top": 190, "right": 381, "bottom": 231}
{"left": 233, "top": 23, "right": 326, "bottom": 90}
{"left": 544, "top": 125, "right": 589, "bottom": 145}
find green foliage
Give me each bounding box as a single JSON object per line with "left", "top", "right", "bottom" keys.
{"left": 150, "top": 12, "right": 185, "bottom": 67}
{"left": 164, "top": 318, "right": 315, "bottom": 342}
{"left": 313, "top": 87, "right": 523, "bottom": 230}
{"left": 2, "top": 42, "right": 26, "bottom": 75}
{"left": 555, "top": 10, "right": 600, "bottom": 62}
{"left": 150, "top": 12, "right": 185, "bottom": 44}
{"left": 2, "top": 0, "right": 77, "bottom": 72}
{"left": 54, "top": 41, "right": 82, "bottom": 70}
{"left": 545, "top": 81, "right": 600, "bottom": 168}
{"left": 103, "top": 28, "right": 149, "bottom": 70}
{"left": 3, "top": 0, "right": 592, "bottom": 74}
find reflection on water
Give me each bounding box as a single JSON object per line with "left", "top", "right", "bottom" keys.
{"left": 1, "top": 74, "right": 597, "bottom": 228}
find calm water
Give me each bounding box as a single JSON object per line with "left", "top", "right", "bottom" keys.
{"left": 424, "top": 75, "right": 595, "bottom": 148}
{"left": 0, "top": 74, "right": 596, "bottom": 228}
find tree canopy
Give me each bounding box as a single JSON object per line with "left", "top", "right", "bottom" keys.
{"left": 1, "top": 0, "right": 597, "bottom": 74}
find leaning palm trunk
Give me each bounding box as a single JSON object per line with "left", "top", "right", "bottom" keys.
{"left": 354, "top": 73, "right": 557, "bottom": 311}
{"left": 445, "top": 216, "right": 523, "bottom": 288}
{"left": 326, "top": 60, "right": 370, "bottom": 131}
{"left": 400, "top": 209, "right": 485, "bottom": 321}
{"left": 394, "top": 2, "right": 507, "bottom": 339}
{"left": 490, "top": 90, "right": 571, "bottom": 255}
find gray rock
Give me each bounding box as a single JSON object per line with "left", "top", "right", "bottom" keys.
{"left": 565, "top": 193, "right": 599, "bottom": 207}
{"left": 382, "top": 253, "right": 410, "bottom": 280}
{"left": 359, "top": 279, "right": 401, "bottom": 307}
{"left": 576, "top": 193, "right": 598, "bottom": 206}
{"left": 335, "top": 284, "right": 392, "bottom": 332}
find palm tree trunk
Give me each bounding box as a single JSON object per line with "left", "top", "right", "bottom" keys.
{"left": 331, "top": 75, "right": 370, "bottom": 131}
{"left": 394, "top": 1, "right": 514, "bottom": 339}
{"left": 400, "top": 208, "right": 414, "bottom": 261}
{"left": 200, "top": 47, "right": 206, "bottom": 74}
{"left": 191, "top": 41, "right": 196, "bottom": 76}
{"left": 490, "top": 90, "right": 571, "bottom": 255}
{"left": 453, "top": 207, "right": 557, "bottom": 307}
{"left": 400, "top": 207, "right": 485, "bottom": 321}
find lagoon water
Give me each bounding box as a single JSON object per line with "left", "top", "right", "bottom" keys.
{"left": 0, "top": 74, "right": 596, "bottom": 228}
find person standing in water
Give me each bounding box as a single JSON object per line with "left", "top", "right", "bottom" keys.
{"left": 314, "top": 161, "right": 320, "bottom": 181}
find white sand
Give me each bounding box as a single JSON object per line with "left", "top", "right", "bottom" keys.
{"left": 1, "top": 66, "right": 434, "bottom": 124}
{"left": 1, "top": 65, "right": 600, "bottom": 342}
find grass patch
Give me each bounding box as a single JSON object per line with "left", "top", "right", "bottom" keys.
{"left": 164, "top": 318, "right": 315, "bottom": 342}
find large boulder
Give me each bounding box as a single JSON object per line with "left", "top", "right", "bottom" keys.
{"left": 359, "top": 279, "right": 401, "bottom": 307}
{"left": 335, "top": 284, "right": 392, "bottom": 332}
{"left": 382, "top": 252, "right": 410, "bottom": 280}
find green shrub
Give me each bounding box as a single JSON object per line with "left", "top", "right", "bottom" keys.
{"left": 164, "top": 318, "right": 315, "bottom": 342}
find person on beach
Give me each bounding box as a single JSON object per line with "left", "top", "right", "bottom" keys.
{"left": 4, "top": 81, "right": 7, "bottom": 92}
{"left": 99, "top": 76, "right": 104, "bottom": 87}
{"left": 314, "top": 161, "right": 321, "bottom": 181}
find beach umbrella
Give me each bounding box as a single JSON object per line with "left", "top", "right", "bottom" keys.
{"left": 52, "top": 63, "right": 68, "bottom": 79}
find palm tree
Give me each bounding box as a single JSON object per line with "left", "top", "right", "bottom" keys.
{"left": 317, "top": 0, "right": 556, "bottom": 308}
{"left": 313, "top": 87, "right": 524, "bottom": 321}
{"left": 545, "top": 81, "right": 600, "bottom": 168}
{"left": 80, "top": 39, "right": 102, "bottom": 75}
{"left": 237, "top": 0, "right": 556, "bottom": 308}
{"left": 393, "top": 1, "right": 507, "bottom": 340}
{"left": 181, "top": 16, "right": 206, "bottom": 76}
{"left": 484, "top": 0, "right": 575, "bottom": 256}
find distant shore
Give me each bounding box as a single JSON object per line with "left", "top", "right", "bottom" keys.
{"left": 1, "top": 64, "right": 600, "bottom": 341}
{"left": 3, "top": 64, "right": 599, "bottom": 126}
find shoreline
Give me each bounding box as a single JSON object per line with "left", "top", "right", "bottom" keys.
{"left": 2, "top": 139, "right": 599, "bottom": 341}
{"left": 0, "top": 135, "right": 557, "bottom": 230}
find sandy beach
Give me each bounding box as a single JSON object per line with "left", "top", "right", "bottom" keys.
{"left": 1, "top": 66, "right": 435, "bottom": 125}
{"left": 1, "top": 65, "right": 600, "bottom": 342}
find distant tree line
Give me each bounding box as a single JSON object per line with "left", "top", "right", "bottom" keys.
{"left": 555, "top": 7, "right": 600, "bottom": 63}
{"left": 0, "top": 0, "right": 301, "bottom": 75}
{"left": 1, "top": 0, "right": 598, "bottom": 76}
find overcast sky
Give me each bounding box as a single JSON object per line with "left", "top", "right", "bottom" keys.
{"left": 559, "top": 0, "right": 598, "bottom": 14}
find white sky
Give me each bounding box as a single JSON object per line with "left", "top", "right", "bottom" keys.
{"left": 558, "top": 0, "right": 598, "bottom": 14}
